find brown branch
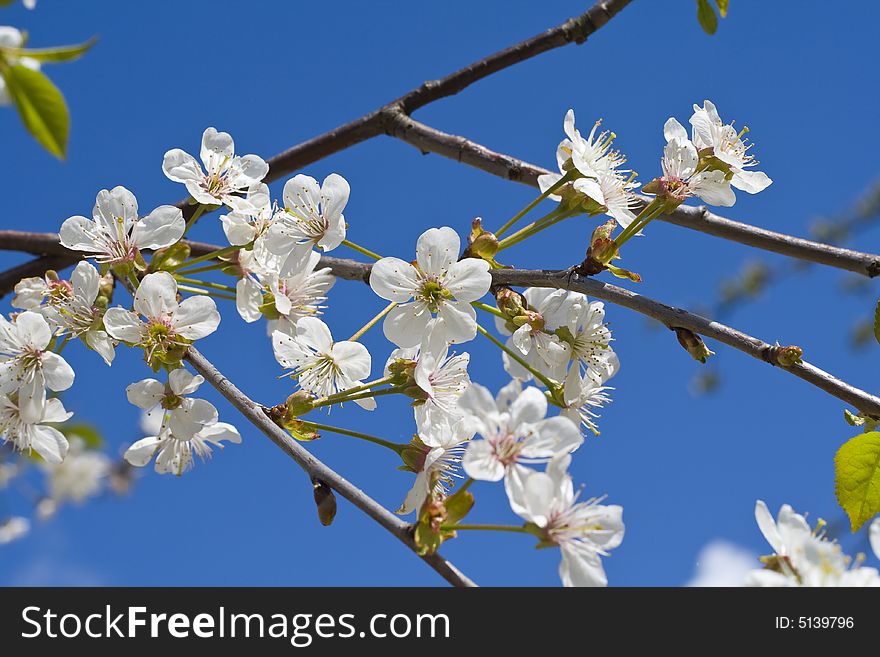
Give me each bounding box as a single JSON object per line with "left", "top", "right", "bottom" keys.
{"left": 3, "top": 231, "right": 879, "bottom": 416}
{"left": 383, "top": 116, "right": 880, "bottom": 278}
{"left": 184, "top": 347, "right": 476, "bottom": 587}
{"left": 174, "top": 0, "right": 634, "bottom": 218}
{"left": 4, "top": 230, "right": 879, "bottom": 415}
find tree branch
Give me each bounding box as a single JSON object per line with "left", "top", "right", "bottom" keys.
{"left": 183, "top": 346, "right": 476, "bottom": 587}
{"left": 174, "top": 0, "right": 634, "bottom": 218}
{"left": 383, "top": 115, "right": 880, "bottom": 277}
{"left": 3, "top": 231, "right": 878, "bottom": 416}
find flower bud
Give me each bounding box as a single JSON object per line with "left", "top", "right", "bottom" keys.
{"left": 463, "top": 217, "right": 500, "bottom": 262}
{"left": 769, "top": 345, "right": 803, "bottom": 367}
{"left": 149, "top": 242, "right": 191, "bottom": 272}
{"left": 312, "top": 478, "right": 337, "bottom": 527}
{"left": 674, "top": 328, "right": 715, "bottom": 363}
{"left": 495, "top": 287, "right": 526, "bottom": 318}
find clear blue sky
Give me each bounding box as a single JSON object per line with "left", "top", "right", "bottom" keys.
{"left": 1, "top": 0, "right": 878, "bottom": 586}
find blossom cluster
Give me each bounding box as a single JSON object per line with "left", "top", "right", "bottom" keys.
{"left": 0, "top": 101, "right": 788, "bottom": 588}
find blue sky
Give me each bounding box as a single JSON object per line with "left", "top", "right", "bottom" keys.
{"left": 1, "top": 0, "right": 878, "bottom": 586}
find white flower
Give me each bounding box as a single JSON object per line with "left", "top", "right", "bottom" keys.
{"left": 460, "top": 380, "right": 582, "bottom": 506}
{"left": 126, "top": 368, "right": 218, "bottom": 441}
{"left": 0, "top": 516, "right": 30, "bottom": 545}
{"left": 125, "top": 420, "right": 241, "bottom": 476}
{"left": 0, "top": 311, "right": 74, "bottom": 423}
{"left": 686, "top": 540, "right": 757, "bottom": 587}
{"left": 689, "top": 100, "right": 772, "bottom": 194}
{"left": 220, "top": 183, "right": 277, "bottom": 247}
{"left": 0, "top": 395, "right": 72, "bottom": 463}
{"left": 495, "top": 288, "right": 574, "bottom": 383}
{"left": 40, "top": 437, "right": 110, "bottom": 508}
{"left": 0, "top": 27, "right": 39, "bottom": 106}
{"left": 509, "top": 455, "right": 624, "bottom": 587}
{"left": 59, "top": 186, "right": 185, "bottom": 266}
{"left": 747, "top": 500, "right": 880, "bottom": 587}
{"left": 0, "top": 462, "right": 19, "bottom": 489}
{"left": 103, "top": 272, "right": 220, "bottom": 363}
{"left": 396, "top": 326, "right": 470, "bottom": 432}
{"left": 553, "top": 292, "right": 618, "bottom": 382}
{"left": 398, "top": 417, "right": 473, "bottom": 515}
{"left": 537, "top": 110, "right": 639, "bottom": 228}
{"left": 559, "top": 367, "right": 614, "bottom": 436}
{"left": 163, "top": 127, "right": 269, "bottom": 212}
{"left": 370, "top": 227, "right": 491, "bottom": 348}
{"left": 236, "top": 250, "right": 335, "bottom": 331}
{"left": 656, "top": 118, "right": 735, "bottom": 207}
{"left": 272, "top": 317, "right": 374, "bottom": 410}
{"left": 264, "top": 173, "right": 349, "bottom": 276}
{"left": 18, "top": 262, "right": 116, "bottom": 365}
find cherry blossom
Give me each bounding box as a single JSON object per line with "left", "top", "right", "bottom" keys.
{"left": 103, "top": 272, "right": 220, "bottom": 365}
{"left": 370, "top": 227, "right": 491, "bottom": 348}
{"left": 509, "top": 455, "right": 624, "bottom": 587}
{"left": 272, "top": 317, "right": 374, "bottom": 409}
{"left": 265, "top": 173, "right": 350, "bottom": 277}
{"left": 0, "top": 395, "right": 72, "bottom": 463}
{"left": 125, "top": 420, "right": 241, "bottom": 476}
{"left": 689, "top": 100, "right": 772, "bottom": 194}
{"left": 163, "top": 127, "right": 269, "bottom": 212}
{"left": 459, "top": 380, "right": 582, "bottom": 505}
{"left": 126, "top": 368, "right": 218, "bottom": 441}
{"left": 59, "top": 186, "right": 184, "bottom": 266}
{"left": 0, "top": 311, "right": 74, "bottom": 423}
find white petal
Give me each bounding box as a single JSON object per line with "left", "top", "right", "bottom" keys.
{"left": 41, "top": 352, "right": 75, "bottom": 391}
{"left": 236, "top": 277, "right": 263, "bottom": 323}
{"left": 415, "top": 227, "right": 460, "bottom": 275}
{"left": 320, "top": 173, "right": 350, "bottom": 224}
{"left": 436, "top": 300, "right": 477, "bottom": 344}
{"left": 124, "top": 436, "right": 162, "bottom": 467}
{"left": 16, "top": 311, "right": 52, "bottom": 350}
{"left": 70, "top": 261, "right": 100, "bottom": 303}
{"left": 169, "top": 398, "right": 218, "bottom": 440}
{"left": 126, "top": 378, "right": 165, "bottom": 410}
{"left": 162, "top": 149, "right": 204, "bottom": 183}
{"left": 197, "top": 421, "right": 242, "bottom": 445}
{"left": 134, "top": 272, "right": 178, "bottom": 319}
{"left": 172, "top": 296, "right": 221, "bottom": 340}
{"left": 731, "top": 169, "right": 772, "bottom": 194}
{"left": 462, "top": 440, "right": 504, "bottom": 481}
{"left": 135, "top": 205, "right": 185, "bottom": 250}
{"left": 221, "top": 213, "right": 258, "bottom": 246}
{"left": 442, "top": 258, "right": 491, "bottom": 302}
{"left": 754, "top": 500, "right": 784, "bottom": 554}
{"left": 295, "top": 316, "right": 333, "bottom": 352}
{"left": 663, "top": 117, "right": 689, "bottom": 143}
{"left": 30, "top": 425, "right": 69, "bottom": 464}
{"left": 330, "top": 340, "right": 372, "bottom": 382}
{"left": 509, "top": 386, "right": 547, "bottom": 429}
{"left": 383, "top": 302, "right": 432, "bottom": 348}
{"left": 559, "top": 544, "right": 607, "bottom": 587}
{"left": 168, "top": 368, "right": 203, "bottom": 395}
{"left": 103, "top": 308, "right": 145, "bottom": 343}
{"left": 369, "top": 257, "right": 420, "bottom": 303}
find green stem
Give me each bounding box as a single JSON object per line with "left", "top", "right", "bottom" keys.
{"left": 183, "top": 204, "right": 207, "bottom": 236}
{"left": 173, "top": 261, "right": 229, "bottom": 276}
{"left": 441, "top": 524, "right": 529, "bottom": 533}
{"left": 613, "top": 199, "right": 669, "bottom": 248}
{"left": 472, "top": 301, "right": 506, "bottom": 320}
{"left": 476, "top": 323, "right": 559, "bottom": 392}
{"left": 174, "top": 275, "right": 237, "bottom": 293}
{"left": 311, "top": 376, "right": 396, "bottom": 408}
{"left": 172, "top": 243, "right": 245, "bottom": 272}
{"left": 126, "top": 270, "right": 141, "bottom": 291}
{"left": 341, "top": 239, "right": 382, "bottom": 261}
{"left": 300, "top": 420, "right": 406, "bottom": 454}
{"left": 177, "top": 284, "right": 236, "bottom": 301}
{"left": 495, "top": 170, "right": 576, "bottom": 238}
{"left": 54, "top": 334, "right": 72, "bottom": 355}
{"left": 349, "top": 301, "right": 397, "bottom": 341}
{"left": 498, "top": 206, "right": 577, "bottom": 251}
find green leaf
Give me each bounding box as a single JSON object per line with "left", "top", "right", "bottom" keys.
{"left": 62, "top": 423, "right": 104, "bottom": 449}
{"left": 0, "top": 37, "right": 97, "bottom": 63}
{"left": 2, "top": 64, "right": 69, "bottom": 159}
{"left": 714, "top": 0, "right": 729, "bottom": 17}
{"left": 835, "top": 431, "right": 880, "bottom": 531}
{"left": 696, "top": 0, "right": 718, "bottom": 34}
{"left": 874, "top": 299, "right": 880, "bottom": 344}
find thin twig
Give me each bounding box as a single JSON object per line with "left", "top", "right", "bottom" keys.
{"left": 184, "top": 346, "right": 477, "bottom": 587}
